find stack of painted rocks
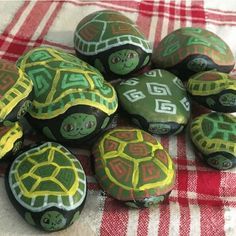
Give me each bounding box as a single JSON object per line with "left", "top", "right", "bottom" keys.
{"left": 0, "top": 10, "right": 235, "bottom": 232}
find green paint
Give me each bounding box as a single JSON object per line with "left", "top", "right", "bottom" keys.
{"left": 25, "top": 212, "right": 36, "bottom": 226}
{"left": 142, "top": 55, "right": 150, "bottom": 67}
{"left": 17, "top": 100, "right": 32, "bottom": 119}
{"left": 40, "top": 211, "right": 66, "bottom": 231}
{"left": 144, "top": 195, "right": 165, "bottom": 207}
{"left": 12, "top": 140, "right": 23, "bottom": 155}
{"left": 187, "top": 57, "right": 208, "bottom": 72}
{"left": 219, "top": 93, "right": 236, "bottom": 106}
{"left": 60, "top": 113, "right": 97, "bottom": 139}
{"left": 43, "top": 127, "right": 57, "bottom": 140}
{"left": 207, "top": 155, "right": 233, "bottom": 170}
{"left": 94, "top": 58, "right": 105, "bottom": 73}
{"left": 108, "top": 49, "right": 139, "bottom": 75}
{"left": 206, "top": 97, "right": 216, "bottom": 107}
{"left": 71, "top": 211, "right": 81, "bottom": 224}
{"left": 148, "top": 123, "right": 172, "bottom": 135}
{"left": 101, "top": 117, "right": 110, "bottom": 129}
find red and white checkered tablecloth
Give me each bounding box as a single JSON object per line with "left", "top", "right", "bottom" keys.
{"left": 0, "top": 1, "right": 236, "bottom": 235}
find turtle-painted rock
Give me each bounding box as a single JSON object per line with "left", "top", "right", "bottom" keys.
{"left": 0, "top": 121, "right": 23, "bottom": 160}
{"left": 0, "top": 59, "right": 33, "bottom": 123}
{"left": 152, "top": 27, "right": 235, "bottom": 80}
{"left": 16, "top": 46, "right": 118, "bottom": 145}
{"left": 5, "top": 142, "right": 87, "bottom": 232}
{"left": 92, "top": 127, "right": 175, "bottom": 208}
{"left": 190, "top": 112, "right": 236, "bottom": 170}
{"left": 116, "top": 69, "right": 191, "bottom": 135}
{"left": 187, "top": 71, "right": 236, "bottom": 112}
{"left": 74, "top": 10, "right": 152, "bottom": 80}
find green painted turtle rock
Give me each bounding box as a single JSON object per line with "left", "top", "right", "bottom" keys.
{"left": 187, "top": 71, "right": 236, "bottom": 112}
{"left": 92, "top": 127, "right": 176, "bottom": 208}
{"left": 190, "top": 112, "right": 236, "bottom": 170}
{"left": 0, "top": 59, "right": 33, "bottom": 123}
{"left": 0, "top": 121, "right": 23, "bottom": 160}
{"left": 116, "top": 69, "right": 191, "bottom": 135}
{"left": 16, "top": 46, "right": 118, "bottom": 145}
{"left": 5, "top": 142, "right": 87, "bottom": 232}
{"left": 74, "top": 10, "right": 152, "bottom": 80}
{"left": 152, "top": 27, "right": 235, "bottom": 80}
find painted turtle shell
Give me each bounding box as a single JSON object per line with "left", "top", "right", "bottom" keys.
{"left": 5, "top": 142, "right": 87, "bottom": 232}
{"left": 152, "top": 27, "right": 235, "bottom": 80}
{"left": 0, "top": 121, "right": 23, "bottom": 160}
{"left": 92, "top": 127, "right": 176, "bottom": 208}
{"left": 187, "top": 71, "right": 236, "bottom": 112}
{"left": 190, "top": 112, "right": 236, "bottom": 170}
{"left": 0, "top": 59, "right": 33, "bottom": 123}
{"left": 74, "top": 10, "right": 152, "bottom": 80}
{"left": 116, "top": 69, "right": 191, "bottom": 135}
{"left": 16, "top": 46, "right": 118, "bottom": 145}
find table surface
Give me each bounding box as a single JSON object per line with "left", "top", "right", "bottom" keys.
{"left": 0, "top": 1, "right": 236, "bottom": 235}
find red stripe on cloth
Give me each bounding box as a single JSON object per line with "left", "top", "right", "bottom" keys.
{"left": 179, "top": 205, "right": 191, "bottom": 236}
{"left": 190, "top": 0, "right": 206, "bottom": 27}
{"left": 1, "top": 1, "right": 30, "bottom": 35}
{"left": 157, "top": 203, "right": 170, "bottom": 236}
{"left": 167, "top": 1, "right": 176, "bottom": 34}
{"left": 200, "top": 206, "right": 225, "bottom": 236}
{"left": 100, "top": 198, "right": 128, "bottom": 236}
{"left": 136, "top": 0, "right": 155, "bottom": 38}
{"left": 137, "top": 208, "right": 149, "bottom": 236}
{"left": 14, "top": 1, "right": 54, "bottom": 39}
{"left": 180, "top": 0, "right": 187, "bottom": 28}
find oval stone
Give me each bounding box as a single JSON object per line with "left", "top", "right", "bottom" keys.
{"left": 187, "top": 71, "right": 236, "bottom": 112}
{"left": 190, "top": 112, "right": 236, "bottom": 170}
{"left": 74, "top": 10, "right": 152, "bottom": 80}
{"left": 116, "top": 69, "right": 191, "bottom": 135}
{"left": 5, "top": 142, "right": 87, "bottom": 232}
{"left": 152, "top": 27, "right": 235, "bottom": 80}
{"left": 92, "top": 127, "right": 175, "bottom": 208}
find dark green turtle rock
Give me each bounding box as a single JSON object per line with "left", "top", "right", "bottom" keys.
{"left": 16, "top": 46, "right": 118, "bottom": 145}
{"left": 0, "top": 121, "right": 23, "bottom": 160}
{"left": 5, "top": 142, "right": 87, "bottom": 232}
{"left": 152, "top": 27, "right": 235, "bottom": 80}
{"left": 187, "top": 71, "right": 236, "bottom": 112}
{"left": 74, "top": 10, "right": 152, "bottom": 80}
{"left": 0, "top": 59, "right": 33, "bottom": 123}
{"left": 92, "top": 127, "right": 176, "bottom": 208}
{"left": 116, "top": 69, "right": 190, "bottom": 135}
{"left": 190, "top": 112, "right": 236, "bottom": 170}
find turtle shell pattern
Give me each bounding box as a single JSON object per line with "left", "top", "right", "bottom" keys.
{"left": 152, "top": 27, "right": 235, "bottom": 79}
{"left": 8, "top": 142, "right": 87, "bottom": 212}
{"left": 0, "top": 59, "right": 33, "bottom": 122}
{"left": 16, "top": 47, "right": 118, "bottom": 119}
{"left": 187, "top": 71, "right": 236, "bottom": 112}
{"left": 0, "top": 122, "right": 23, "bottom": 159}
{"left": 116, "top": 69, "right": 190, "bottom": 135}
{"left": 93, "top": 128, "right": 175, "bottom": 202}
{"left": 190, "top": 113, "right": 236, "bottom": 169}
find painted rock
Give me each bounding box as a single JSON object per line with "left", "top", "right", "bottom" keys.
{"left": 116, "top": 69, "right": 191, "bottom": 135}
{"left": 5, "top": 142, "right": 87, "bottom": 232}
{"left": 16, "top": 47, "right": 118, "bottom": 145}
{"left": 0, "top": 59, "right": 33, "bottom": 123}
{"left": 74, "top": 10, "right": 152, "bottom": 80}
{"left": 152, "top": 27, "right": 235, "bottom": 80}
{"left": 0, "top": 122, "right": 23, "bottom": 160}
{"left": 187, "top": 71, "right": 236, "bottom": 112}
{"left": 190, "top": 112, "right": 236, "bottom": 170}
{"left": 92, "top": 127, "right": 175, "bottom": 208}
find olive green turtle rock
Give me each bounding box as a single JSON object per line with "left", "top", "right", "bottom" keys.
{"left": 74, "top": 10, "right": 152, "bottom": 80}
{"left": 190, "top": 112, "right": 236, "bottom": 170}
{"left": 0, "top": 121, "right": 23, "bottom": 160}
{"left": 187, "top": 71, "right": 236, "bottom": 112}
{"left": 0, "top": 59, "right": 33, "bottom": 123}
{"left": 16, "top": 46, "right": 118, "bottom": 145}
{"left": 116, "top": 69, "right": 191, "bottom": 135}
{"left": 5, "top": 142, "right": 87, "bottom": 232}
{"left": 152, "top": 27, "right": 235, "bottom": 80}
{"left": 92, "top": 127, "right": 176, "bottom": 208}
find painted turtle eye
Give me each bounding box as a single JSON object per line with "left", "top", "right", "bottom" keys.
{"left": 127, "top": 52, "right": 136, "bottom": 59}
{"left": 63, "top": 124, "right": 74, "bottom": 132}
{"left": 111, "top": 56, "right": 121, "bottom": 64}
{"left": 85, "top": 121, "right": 95, "bottom": 129}
{"left": 43, "top": 218, "right": 50, "bottom": 224}
{"left": 223, "top": 161, "right": 231, "bottom": 168}
{"left": 210, "top": 159, "right": 218, "bottom": 165}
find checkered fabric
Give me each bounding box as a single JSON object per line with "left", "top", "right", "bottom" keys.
{"left": 0, "top": 1, "right": 236, "bottom": 235}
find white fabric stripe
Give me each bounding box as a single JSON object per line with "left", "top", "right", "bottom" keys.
{"left": 148, "top": 15, "right": 158, "bottom": 47}
{"left": 169, "top": 135, "right": 177, "bottom": 159}
{"left": 10, "top": 1, "right": 36, "bottom": 35}
{"left": 161, "top": 17, "right": 169, "bottom": 40}
{"left": 189, "top": 204, "right": 201, "bottom": 236}
{"left": 147, "top": 206, "right": 160, "bottom": 236}
{"left": 224, "top": 206, "right": 236, "bottom": 236}
{"left": 168, "top": 202, "right": 180, "bottom": 235}
{"left": 31, "top": 2, "right": 58, "bottom": 40}
{"left": 126, "top": 208, "right": 139, "bottom": 236}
